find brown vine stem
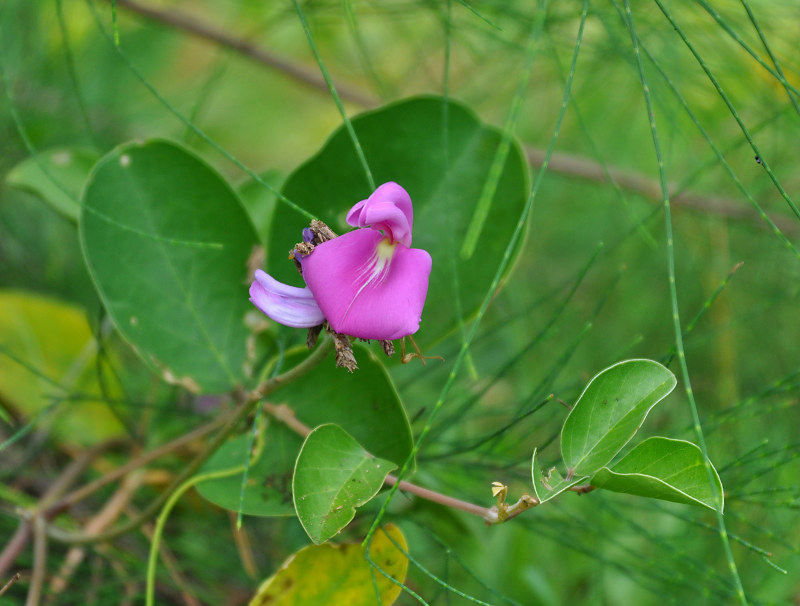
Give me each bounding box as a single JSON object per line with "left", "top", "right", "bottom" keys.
{"left": 52, "top": 413, "right": 227, "bottom": 513}
{"left": 262, "top": 402, "right": 494, "bottom": 520}
{"left": 45, "top": 338, "right": 333, "bottom": 546}
{"left": 105, "top": 0, "right": 799, "bottom": 237}
{"left": 0, "top": 439, "right": 118, "bottom": 579}
{"left": 109, "top": 0, "right": 377, "bottom": 107}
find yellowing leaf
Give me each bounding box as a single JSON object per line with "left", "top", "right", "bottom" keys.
{"left": 249, "top": 524, "right": 409, "bottom": 606}
{"left": 0, "top": 290, "right": 125, "bottom": 446}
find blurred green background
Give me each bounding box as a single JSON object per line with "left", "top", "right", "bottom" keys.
{"left": 1, "top": 1, "right": 798, "bottom": 604}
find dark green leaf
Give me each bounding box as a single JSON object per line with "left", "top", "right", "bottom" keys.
{"left": 236, "top": 169, "right": 284, "bottom": 249}
{"left": 197, "top": 426, "right": 301, "bottom": 517}
{"left": 591, "top": 437, "right": 724, "bottom": 512}
{"left": 276, "top": 344, "right": 413, "bottom": 468}
{"left": 270, "top": 96, "right": 529, "bottom": 346}
{"left": 561, "top": 359, "right": 677, "bottom": 476}
{"left": 293, "top": 424, "right": 396, "bottom": 544}
{"left": 80, "top": 139, "right": 259, "bottom": 394}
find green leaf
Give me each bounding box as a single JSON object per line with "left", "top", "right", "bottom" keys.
{"left": 196, "top": 426, "right": 301, "bottom": 517}
{"left": 530, "top": 448, "right": 587, "bottom": 503}
{"left": 0, "top": 290, "right": 125, "bottom": 447}
{"left": 249, "top": 523, "right": 408, "bottom": 606}
{"left": 293, "top": 424, "right": 396, "bottom": 544}
{"left": 236, "top": 170, "right": 284, "bottom": 249}
{"left": 270, "top": 96, "right": 529, "bottom": 346}
{"left": 7, "top": 148, "right": 100, "bottom": 222}
{"left": 561, "top": 359, "right": 677, "bottom": 477}
{"left": 79, "top": 140, "right": 259, "bottom": 394}
{"left": 590, "top": 437, "right": 724, "bottom": 512}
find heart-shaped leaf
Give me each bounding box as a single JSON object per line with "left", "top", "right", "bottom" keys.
{"left": 249, "top": 524, "right": 408, "bottom": 606}
{"left": 80, "top": 139, "right": 259, "bottom": 394}
{"left": 269, "top": 96, "right": 529, "bottom": 346}
{"left": 561, "top": 359, "right": 677, "bottom": 477}
{"left": 591, "top": 437, "right": 724, "bottom": 512}
{"left": 293, "top": 424, "right": 396, "bottom": 544}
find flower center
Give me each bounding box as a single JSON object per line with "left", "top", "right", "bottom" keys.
{"left": 376, "top": 237, "right": 397, "bottom": 261}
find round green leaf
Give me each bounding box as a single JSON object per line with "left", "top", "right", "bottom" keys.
{"left": 561, "top": 359, "right": 677, "bottom": 476}
{"left": 269, "top": 96, "right": 529, "bottom": 345}
{"left": 590, "top": 437, "right": 724, "bottom": 512}
{"left": 249, "top": 524, "right": 408, "bottom": 606}
{"left": 79, "top": 139, "right": 259, "bottom": 394}
{"left": 7, "top": 147, "right": 99, "bottom": 222}
{"left": 293, "top": 424, "right": 396, "bottom": 544}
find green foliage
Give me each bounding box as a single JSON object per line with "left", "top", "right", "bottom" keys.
{"left": 293, "top": 424, "right": 396, "bottom": 544}
{"left": 591, "top": 437, "right": 723, "bottom": 511}
{"left": 561, "top": 359, "right": 677, "bottom": 476}
{"left": 197, "top": 344, "right": 412, "bottom": 520}
{"left": 80, "top": 139, "right": 258, "bottom": 394}
{"left": 1, "top": 1, "right": 799, "bottom": 604}
{"left": 197, "top": 430, "right": 299, "bottom": 517}
{"left": 273, "top": 97, "right": 529, "bottom": 345}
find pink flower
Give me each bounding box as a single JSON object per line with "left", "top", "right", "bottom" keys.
{"left": 250, "top": 182, "right": 432, "bottom": 341}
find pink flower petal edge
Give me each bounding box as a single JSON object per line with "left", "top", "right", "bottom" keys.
{"left": 346, "top": 181, "right": 414, "bottom": 247}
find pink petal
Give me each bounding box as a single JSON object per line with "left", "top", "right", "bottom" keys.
{"left": 249, "top": 269, "right": 326, "bottom": 328}
{"left": 301, "top": 229, "right": 432, "bottom": 340}
{"left": 346, "top": 182, "right": 414, "bottom": 247}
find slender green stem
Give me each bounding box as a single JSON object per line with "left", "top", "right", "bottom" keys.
{"left": 460, "top": 10, "right": 545, "bottom": 260}
{"left": 621, "top": 2, "right": 747, "bottom": 603}
{"left": 293, "top": 0, "right": 375, "bottom": 191}
{"left": 659, "top": 0, "right": 800, "bottom": 221}
{"left": 145, "top": 467, "right": 243, "bottom": 606}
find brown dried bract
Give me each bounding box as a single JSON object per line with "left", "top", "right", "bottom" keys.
{"left": 381, "top": 340, "right": 395, "bottom": 357}
{"left": 329, "top": 328, "right": 358, "bottom": 372}
{"left": 309, "top": 219, "right": 337, "bottom": 244}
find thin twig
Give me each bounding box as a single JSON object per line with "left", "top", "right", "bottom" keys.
{"left": 54, "top": 414, "right": 227, "bottom": 512}
{"left": 50, "top": 470, "right": 145, "bottom": 596}
{"left": 26, "top": 516, "right": 47, "bottom": 606}
{"left": 0, "top": 572, "right": 20, "bottom": 598}
{"left": 46, "top": 339, "right": 333, "bottom": 545}
{"left": 109, "top": 0, "right": 376, "bottom": 107}
{"left": 1, "top": 440, "right": 119, "bottom": 578}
